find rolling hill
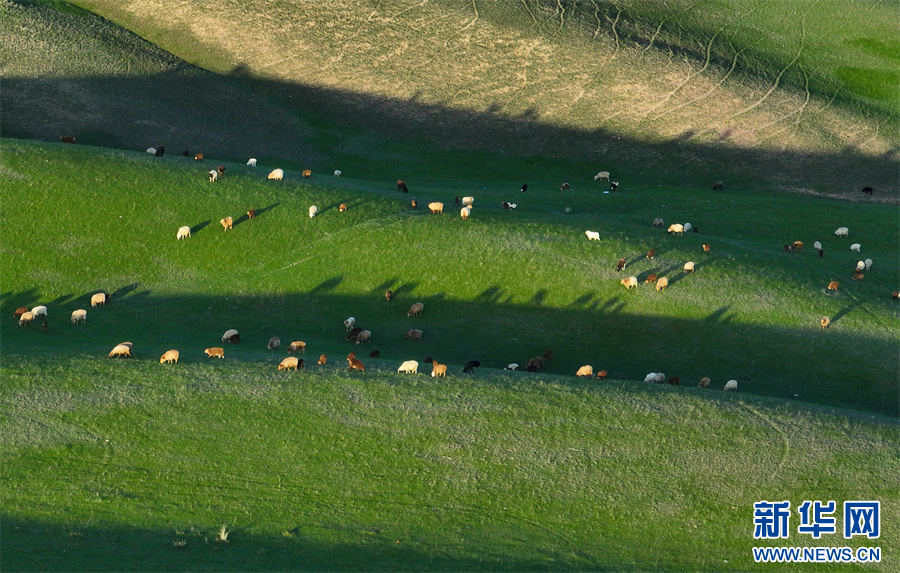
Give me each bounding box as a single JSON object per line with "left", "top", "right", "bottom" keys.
{"left": 1, "top": 1, "right": 898, "bottom": 571}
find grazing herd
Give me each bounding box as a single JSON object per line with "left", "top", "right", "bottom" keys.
{"left": 15, "top": 150, "right": 894, "bottom": 398}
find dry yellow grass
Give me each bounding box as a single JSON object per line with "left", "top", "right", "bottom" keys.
{"left": 77, "top": 0, "right": 893, "bottom": 161}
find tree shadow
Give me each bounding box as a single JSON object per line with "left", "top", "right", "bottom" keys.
{"left": 529, "top": 289, "right": 548, "bottom": 306}
{"left": 309, "top": 275, "right": 344, "bottom": 295}
{"left": 112, "top": 283, "right": 140, "bottom": 300}
{"left": 190, "top": 220, "right": 211, "bottom": 235}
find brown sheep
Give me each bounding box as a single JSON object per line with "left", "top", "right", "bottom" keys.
{"left": 785, "top": 241, "right": 803, "bottom": 252}
{"left": 397, "top": 180, "right": 409, "bottom": 193}
{"left": 820, "top": 316, "right": 830, "bottom": 329}
{"left": 560, "top": 182, "right": 570, "bottom": 191}
{"left": 220, "top": 216, "right": 233, "bottom": 231}
{"left": 852, "top": 273, "right": 865, "bottom": 281}
{"left": 247, "top": 209, "right": 256, "bottom": 219}
{"left": 385, "top": 289, "right": 393, "bottom": 302}
{"left": 405, "top": 328, "right": 423, "bottom": 341}
{"left": 339, "top": 203, "right": 348, "bottom": 212}
{"left": 160, "top": 350, "right": 179, "bottom": 364}
{"left": 318, "top": 354, "right": 327, "bottom": 365}
{"left": 222, "top": 329, "right": 240, "bottom": 343}
{"left": 205, "top": 347, "right": 225, "bottom": 358}
{"left": 369, "top": 350, "right": 381, "bottom": 359}
{"left": 525, "top": 356, "right": 545, "bottom": 372}
{"left": 713, "top": 181, "right": 724, "bottom": 191}
{"left": 407, "top": 302, "right": 424, "bottom": 317}
{"left": 217, "top": 165, "right": 226, "bottom": 175}
{"left": 667, "top": 376, "right": 680, "bottom": 386}
{"left": 347, "top": 355, "right": 365, "bottom": 372}
{"left": 702, "top": 244, "right": 710, "bottom": 252}
{"left": 431, "top": 361, "right": 447, "bottom": 377}
{"left": 279, "top": 356, "right": 300, "bottom": 371}
{"left": 616, "top": 258, "right": 627, "bottom": 272}
{"left": 827, "top": 281, "right": 839, "bottom": 291}
{"left": 652, "top": 218, "right": 664, "bottom": 228}
{"left": 893, "top": 291, "right": 899, "bottom": 301}
{"left": 596, "top": 370, "right": 607, "bottom": 380}
{"left": 302, "top": 169, "right": 312, "bottom": 178}
{"left": 411, "top": 200, "right": 417, "bottom": 208}
{"left": 646, "top": 249, "right": 655, "bottom": 260}
{"left": 42, "top": 321, "right": 49, "bottom": 333}
{"left": 346, "top": 327, "right": 363, "bottom": 341}
{"left": 645, "top": 273, "right": 658, "bottom": 283}
{"left": 699, "top": 377, "right": 710, "bottom": 389}
{"left": 288, "top": 341, "right": 307, "bottom": 354}
{"left": 13, "top": 306, "right": 28, "bottom": 318}
{"left": 194, "top": 153, "right": 203, "bottom": 161}
{"left": 59, "top": 135, "right": 76, "bottom": 144}
{"left": 267, "top": 337, "right": 280, "bottom": 351}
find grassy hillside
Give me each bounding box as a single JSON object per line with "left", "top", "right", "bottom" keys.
{"left": 2, "top": 356, "right": 898, "bottom": 572}
{"left": 2, "top": 140, "right": 898, "bottom": 416}
{"left": 4, "top": 0, "right": 898, "bottom": 197}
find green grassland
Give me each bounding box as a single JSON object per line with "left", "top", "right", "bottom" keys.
{"left": 1, "top": 0, "right": 899, "bottom": 570}
{"left": 1, "top": 139, "right": 898, "bottom": 571}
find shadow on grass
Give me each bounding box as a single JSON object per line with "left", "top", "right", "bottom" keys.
{"left": 1, "top": 275, "right": 898, "bottom": 417}
{"left": 190, "top": 220, "right": 211, "bottom": 235}
{"left": 1, "top": 4, "right": 897, "bottom": 200}
{"left": 0, "top": 515, "right": 587, "bottom": 573}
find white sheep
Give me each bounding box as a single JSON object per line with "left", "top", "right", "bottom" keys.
{"left": 91, "top": 293, "right": 108, "bottom": 307}
{"left": 177, "top": 226, "right": 191, "bottom": 239}
{"left": 18, "top": 311, "right": 35, "bottom": 326}
{"left": 724, "top": 379, "right": 738, "bottom": 392}
{"left": 461, "top": 196, "right": 474, "bottom": 207}
{"left": 856, "top": 260, "right": 866, "bottom": 272}
{"left": 333, "top": 169, "right": 342, "bottom": 177}
{"left": 864, "top": 258, "right": 873, "bottom": 270}
{"left": 644, "top": 372, "right": 657, "bottom": 383}
{"left": 209, "top": 170, "right": 218, "bottom": 182}
{"left": 620, "top": 276, "right": 638, "bottom": 290}
{"left": 268, "top": 168, "right": 284, "bottom": 180}
{"left": 850, "top": 243, "right": 861, "bottom": 252}
{"left": 146, "top": 147, "right": 156, "bottom": 154}
{"left": 31, "top": 305, "right": 47, "bottom": 318}
{"left": 683, "top": 222, "right": 693, "bottom": 233}
{"left": 397, "top": 360, "right": 419, "bottom": 374}
{"left": 585, "top": 230, "right": 600, "bottom": 241}
{"left": 834, "top": 227, "right": 849, "bottom": 237}
{"left": 813, "top": 241, "right": 822, "bottom": 251}
{"left": 247, "top": 158, "right": 257, "bottom": 167}
{"left": 505, "top": 363, "right": 519, "bottom": 371}
{"left": 460, "top": 206, "right": 471, "bottom": 220}
{"left": 594, "top": 171, "right": 610, "bottom": 181}
{"left": 575, "top": 365, "right": 594, "bottom": 377}
{"left": 655, "top": 373, "right": 666, "bottom": 384}
{"left": 71, "top": 309, "right": 87, "bottom": 324}
{"left": 308, "top": 205, "right": 318, "bottom": 218}
{"left": 683, "top": 261, "right": 695, "bottom": 273}
{"left": 667, "top": 224, "right": 684, "bottom": 235}
{"left": 344, "top": 317, "right": 356, "bottom": 331}
{"left": 355, "top": 330, "right": 371, "bottom": 345}
{"left": 222, "top": 329, "right": 240, "bottom": 343}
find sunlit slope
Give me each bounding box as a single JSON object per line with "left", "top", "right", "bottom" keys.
{"left": 71, "top": 0, "right": 899, "bottom": 196}
{"left": 2, "top": 140, "right": 897, "bottom": 415}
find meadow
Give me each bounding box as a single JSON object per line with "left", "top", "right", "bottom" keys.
{"left": 1, "top": 0, "right": 898, "bottom": 570}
